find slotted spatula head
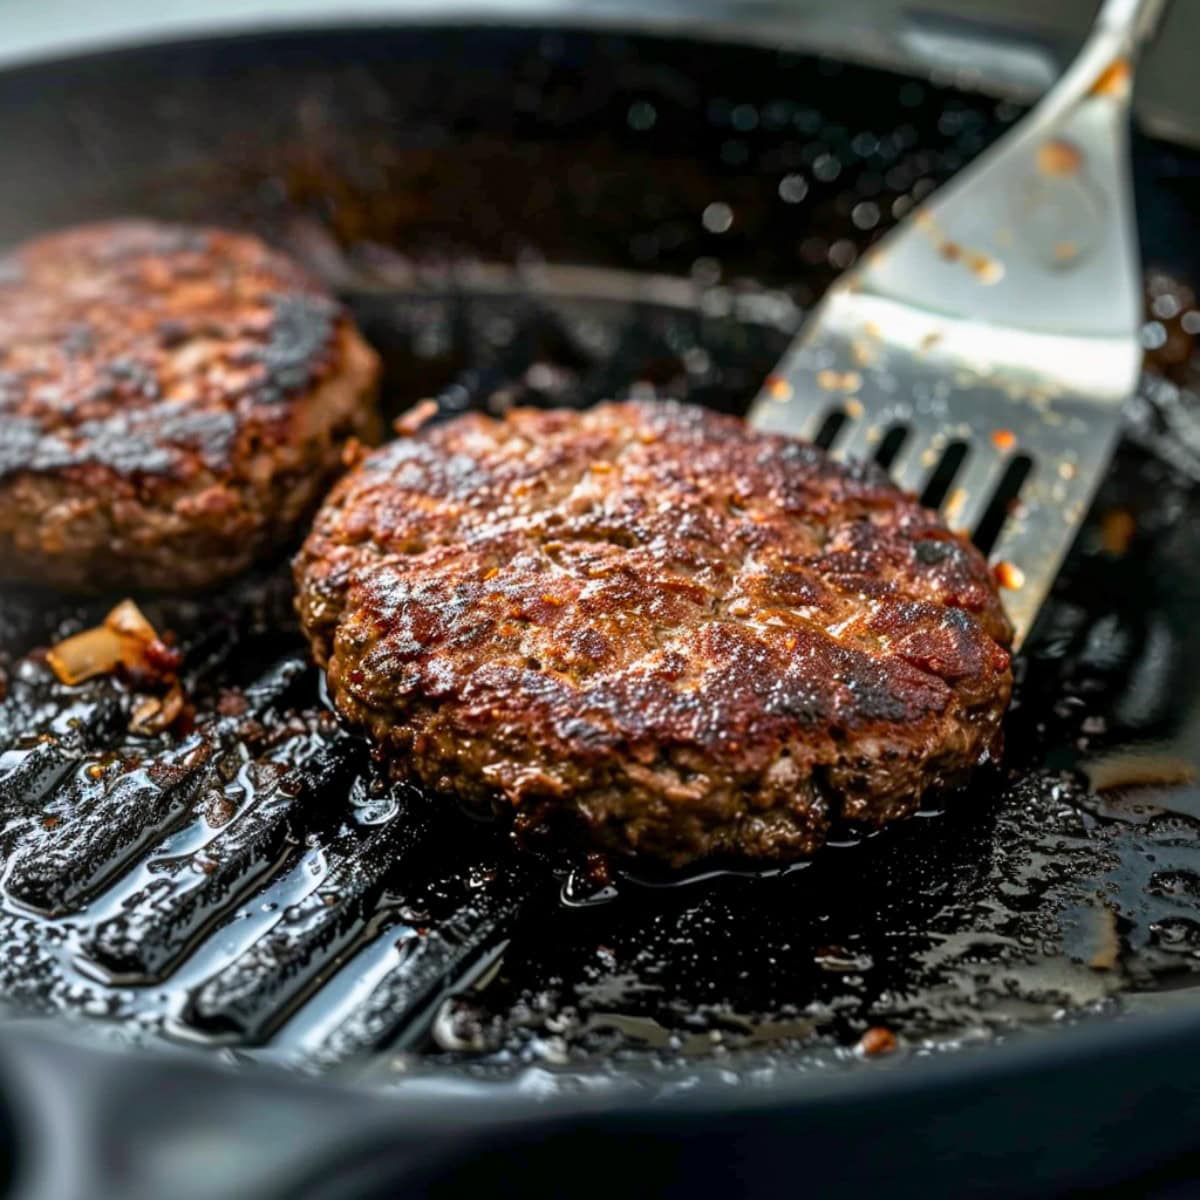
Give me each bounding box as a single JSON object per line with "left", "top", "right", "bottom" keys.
{"left": 750, "top": 0, "right": 1167, "bottom": 647}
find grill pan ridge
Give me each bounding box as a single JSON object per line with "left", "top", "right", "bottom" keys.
{"left": 0, "top": 24, "right": 1199, "bottom": 1114}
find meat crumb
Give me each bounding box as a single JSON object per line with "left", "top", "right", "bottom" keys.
{"left": 47, "top": 599, "right": 189, "bottom": 736}
{"left": 393, "top": 399, "right": 440, "bottom": 437}
{"left": 858, "top": 1026, "right": 898, "bottom": 1057}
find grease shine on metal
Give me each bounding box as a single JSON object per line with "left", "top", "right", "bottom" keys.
{"left": 750, "top": 0, "right": 1168, "bottom": 647}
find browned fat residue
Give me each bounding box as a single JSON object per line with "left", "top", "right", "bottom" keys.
{"left": 993, "top": 560, "right": 1025, "bottom": 591}
{"left": 943, "top": 488, "right": 967, "bottom": 523}
{"left": 849, "top": 338, "right": 876, "bottom": 368}
{"left": 1084, "top": 750, "right": 1197, "bottom": 794}
{"left": 1037, "top": 138, "right": 1084, "bottom": 176}
{"left": 925, "top": 218, "right": 1004, "bottom": 284}
{"left": 765, "top": 375, "right": 793, "bottom": 401}
{"left": 815, "top": 369, "right": 862, "bottom": 393}
{"left": 1087, "top": 905, "right": 1121, "bottom": 972}
{"left": 1101, "top": 508, "right": 1136, "bottom": 556}
{"left": 1090, "top": 58, "right": 1131, "bottom": 98}
{"left": 129, "top": 680, "right": 186, "bottom": 736}
{"left": 967, "top": 252, "right": 1004, "bottom": 284}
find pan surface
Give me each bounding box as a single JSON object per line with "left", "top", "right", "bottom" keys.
{"left": 0, "top": 23, "right": 1199, "bottom": 1133}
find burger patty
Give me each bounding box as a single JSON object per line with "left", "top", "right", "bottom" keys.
{"left": 296, "top": 400, "right": 1013, "bottom": 867}
{"left": 0, "top": 220, "right": 380, "bottom": 592}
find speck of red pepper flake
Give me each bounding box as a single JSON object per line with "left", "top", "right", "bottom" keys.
{"left": 859, "top": 1026, "right": 898, "bottom": 1056}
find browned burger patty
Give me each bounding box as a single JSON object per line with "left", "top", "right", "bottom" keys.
{"left": 0, "top": 220, "right": 380, "bottom": 592}
{"left": 296, "top": 400, "right": 1013, "bottom": 867}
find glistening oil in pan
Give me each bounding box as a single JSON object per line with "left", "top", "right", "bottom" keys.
{"left": 0, "top": 25, "right": 1199, "bottom": 1092}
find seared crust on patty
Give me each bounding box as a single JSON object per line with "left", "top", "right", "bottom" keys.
{"left": 0, "top": 220, "right": 380, "bottom": 591}
{"left": 296, "top": 400, "right": 1013, "bottom": 866}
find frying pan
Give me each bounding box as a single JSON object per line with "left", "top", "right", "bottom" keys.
{"left": 1, "top": 12, "right": 1200, "bottom": 1199}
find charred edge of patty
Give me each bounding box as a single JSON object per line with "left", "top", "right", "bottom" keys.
{"left": 307, "top": 676, "right": 1009, "bottom": 866}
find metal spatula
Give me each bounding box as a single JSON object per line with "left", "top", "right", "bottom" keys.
{"left": 749, "top": 0, "right": 1167, "bottom": 647}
